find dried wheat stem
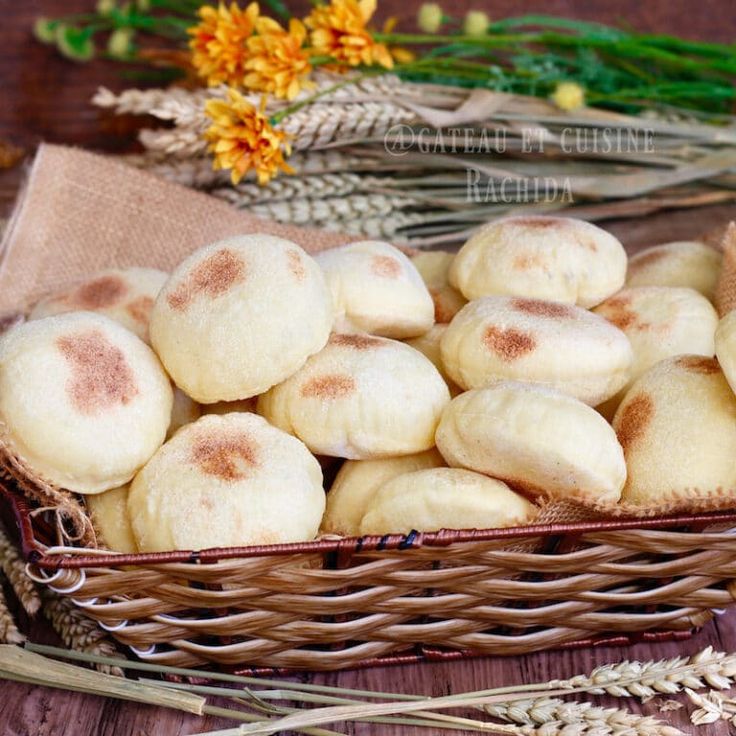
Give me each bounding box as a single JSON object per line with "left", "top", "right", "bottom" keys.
{"left": 41, "top": 591, "right": 123, "bottom": 676}
{"left": 139, "top": 126, "right": 209, "bottom": 158}
{"left": 0, "top": 522, "right": 40, "bottom": 616}
{"left": 121, "top": 154, "right": 230, "bottom": 188}
{"left": 0, "top": 586, "right": 23, "bottom": 645}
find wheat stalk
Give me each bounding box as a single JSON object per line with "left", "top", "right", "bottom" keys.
{"left": 121, "top": 154, "right": 231, "bottom": 187}
{"left": 0, "top": 522, "right": 40, "bottom": 616}
{"left": 0, "top": 587, "right": 23, "bottom": 645}
{"left": 41, "top": 591, "right": 124, "bottom": 676}
{"left": 138, "top": 126, "right": 209, "bottom": 158}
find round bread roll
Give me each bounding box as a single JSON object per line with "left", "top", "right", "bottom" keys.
{"left": 715, "top": 311, "right": 736, "bottom": 396}
{"left": 86, "top": 485, "right": 137, "bottom": 553}
{"left": 405, "top": 325, "right": 461, "bottom": 395}
{"left": 449, "top": 216, "right": 626, "bottom": 307}
{"left": 0, "top": 312, "right": 173, "bottom": 494}
{"left": 30, "top": 267, "right": 168, "bottom": 344}
{"left": 411, "top": 251, "right": 467, "bottom": 323}
{"left": 150, "top": 235, "right": 333, "bottom": 403}
{"left": 315, "top": 241, "right": 433, "bottom": 338}
{"left": 128, "top": 413, "right": 325, "bottom": 552}
{"left": 258, "top": 333, "right": 451, "bottom": 459}
{"left": 168, "top": 388, "right": 201, "bottom": 438}
{"left": 440, "top": 296, "right": 632, "bottom": 405}
{"left": 613, "top": 355, "right": 736, "bottom": 505}
{"left": 626, "top": 241, "right": 722, "bottom": 301}
{"left": 360, "top": 468, "right": 536, "bottom": 535}
{"left": 593, "top": 286, "right": 717, "bottom": 416}
{"left": 436, "top": 383, "right": 626, "bottom": 504}
{"left": 322, "top": 449, "right": 445, "bottom": 536}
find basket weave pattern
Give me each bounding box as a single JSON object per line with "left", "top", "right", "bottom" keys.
{"left": 5, "top": 484, "right": 736, "bottom": 672}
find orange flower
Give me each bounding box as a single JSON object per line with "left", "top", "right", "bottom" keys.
{"left": 382, "top": 16, "right": 415, "bottom": 64}
{"left": 204, "top": 89, "right": 293, "bottom": 185}
{"left": 305, "top": 0, "right": 393, "bottom": 69}
{"left": 188, "top": 2, "right": 259, "bottom": 87}
{"left": 244, "top": 17, "right": 313, "bottom": 100}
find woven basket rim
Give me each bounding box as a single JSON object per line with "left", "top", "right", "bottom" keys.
{"left": 5, "top": 482, "right": 736, "bottom": 570}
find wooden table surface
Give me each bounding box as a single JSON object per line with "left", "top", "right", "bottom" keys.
{"left": 3, "top": 1, "right": 736, "bottom": 734}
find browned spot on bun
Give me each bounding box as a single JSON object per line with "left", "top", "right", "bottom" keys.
{"left": 676, "top": 355, "right": 720, "bottom": 374}
{"left": 430, "top": 288, "right": 454, "bottom": 323}
{"left": 483, "top": 326, "right": 535, "bottom": 361}
{"left": 371, "top": 255, "right": 402, "bottom": 278}
{"left": 512, "top": 298, "right": 575, "bottom": 319}
{"left": 167, "top": 249, "right": 246, "bottom": 310}
{"left": 599, "top": 294, "right": 640, "bottom": 330}
{"left": 71, "top": 275, "right": 128, "bottom": 309}
{"left": 301, "top": 374, "right": 356, "bottom": 399}
{"left": 512, "top": 252, "right": 544, "bottom": 270}
{"left": 512, "top": 216, "right": 561, "bottom": 229}
{"left": 126, "top": 296, "right": 155, "bottom": 326}
{"left": 57, "top": 330, "right": 138, "bottom": 415}
{"left": 190, "top": 431, "right": 259, "bottom": 481}
{"left": 628, "top": 248, "right": 667, "bottom": 273}
{"left": 287, "top": 249, "right": 306, "bottom": 281}
{"left": 615, "top": 393, "right": 654, "bottom": 452}
{"left": 503, "top": 477, "right": 546, "bottom": 498}
{"left": 330, "top": 333, "right": 382, "bottom": 350}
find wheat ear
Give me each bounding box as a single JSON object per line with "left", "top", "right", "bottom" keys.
{"left": 0, "top": 522, "right": 40, "bottom": 616}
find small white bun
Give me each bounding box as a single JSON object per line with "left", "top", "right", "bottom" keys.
{"left": 0, "top": 312, "right": 173, "bottom": 494}
{"left": 258, "top": 333, "right": 451, "bottom": 459}
{"left": 128, "top": 413, "right": 325, "bottom": 552}
{"left": 315, "top": 241, "right": 434, "bottom": 338}
{"left": 626, "top": 241, "right": 722, "bottom": 301}
{"left": 613, "top": 355, "right": 736, "bottom": 506}
{"left": 405, "top": 325, "right": 461, "bottom": 395}
{"left": 86, "top": 485, "right": 137, "bottom": 553}
{"left": 30, "top": 267, "right": 168, "bottom": 344}
{"left": 322, "top": 449, "right": 445, "bottom": 536}
{"left": 436, "top": 383, "right": 626, "bottom": 504}
{"left": 441, "top": 296, "right": 632, "bottom": 405}
{"left": 150, "top": 234, "right": 333, "bottom": 403}
{"left": 593, "top": 286, "right": 718, "bottom": 417}
{"left": 359, "top": 467, "right": 537, "bottom": 535}
{"left": 168, "top": 388, "right": 201, "bottom": 438}
{"left": 716, "top": 311, "right": 736, "bottom": 396}
{"left": 411, "top": 251, "right": 467, "bottom": 323}
{"left": 449, "top": 216, "right": 626, "bottom": 307}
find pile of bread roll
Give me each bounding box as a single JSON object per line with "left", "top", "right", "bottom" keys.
{"left": 0, "top": 216, "right": 730, "bottom": 554}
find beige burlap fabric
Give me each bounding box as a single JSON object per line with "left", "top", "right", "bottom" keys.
{"left": 0, "top": 144, "right": 356, "bottom": 313}
{"left": 715, "top": 222, "right": 736, "bottom": 316}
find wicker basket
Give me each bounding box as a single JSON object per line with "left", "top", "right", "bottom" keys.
{"left": 3, "top": 481, "right": 736, "bottom": 674}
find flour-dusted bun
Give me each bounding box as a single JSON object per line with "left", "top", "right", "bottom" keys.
{"left": 30, "top": 268, "right": 168, "bottom": 344}
{"left": 168, "top": 388, "right": 201, "bottom": 438}
{"left": 0, "top": 312, "right": 173, "bottom": 494}
{"left": 715, "top": 311, "right": 736, "bottom": 396}
{"left": 258, "top": 333, "right": 451, "bottom": 459}
{"left": 405, "top": 325, "right": 461, "bottom": 395}
{"left": 626, "top": 241, "right": 722, "bottom": 301}
{"left": 613, "top": 355, "right": 736, "bottom": 506}
{"left": 436, "top": 383, "right": 626, "bottom": 504}
{"left": 322, "top": 449, "right": 445, "bottom": 536}
{"left": 150, "top": 235, "right": 333, "bottom": 403}
{"left": 128, "top": 413, "right": 325, "bottom": 552}
{"left": 449, "top": 216, "right": 626, "bottom": 307}
{"left": 315, "top": 241, "right": 434, "bottom": 338}
{"left": 593, "top": 286, "right": 718, "bottom": 417}
{"left": 411, "top": 251, "right": 467, "bottom": 323}
{"left": 360, "top": 468, "right": 536, "bottom": 535}
{"left": 440, "top": 296, "right": 632, "bottom": 405}
{"left": 86, "top": 485, "right": 137, "bottom": 553}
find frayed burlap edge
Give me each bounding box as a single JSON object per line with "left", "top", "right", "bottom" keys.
{"left": 714, "top": 221, "right": 736, "bottom": 316}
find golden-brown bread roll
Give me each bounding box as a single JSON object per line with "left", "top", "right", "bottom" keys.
{"left": 449, "top": 216, "right": 626, "bottom": 307}
{"left": 405, "top": 325, "right": 461, "bottom": 395}
{"left": 86, "top": 485, "right": 137, "bottom": 553}
{"left": 436, "top": 382, "right": 626, "bottom": 504}
{"left": 411, "top": 251, "right": 467, "bottom": 323}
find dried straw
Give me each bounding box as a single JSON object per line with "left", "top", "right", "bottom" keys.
{"left": 0, "top": 521, "right": 40, "bottom": 615}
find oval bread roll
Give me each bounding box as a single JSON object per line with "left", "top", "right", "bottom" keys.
{"left": 411, "top": 251, "right": 467, "bottom": 323}
{"left": 0, "top": 312, "right": 173, "bottom": 494}
{"left": 86, "top": 485, "right": 137, "bottom": 553}
{"left": 30, "top": 267, "right": 168, "bottom": 344}
{"left": 322, "top": 449, "right": 445, "bottom": 536}
{"left": 626, "top": 241, "right": 722, "bottom": 301}
{"left": 436, "top": 383, "right": 626, "bottom": 504}
{"left": 150, "top": 235, "right": 333, "bottom": 403}
{"left": 449, "top": 216, "right": 626, "bottom": 307}
{"left": 593, "top": 286, "right": 717, "bottom": 416}
{"left": 441, "top": 296, "right": 632, "bottom": 405}
{"left": 613, "top": 355, "right": 736, "bottom": 505}
{"left": 715, "top": 311, "right": 736, "bottom": 396}
{"left": 128, "top": 413, "right": 325, "bottom": 552}
{"left": 315, "top": 241, "right": 434, "bottom": 338}
{"left": 258, "top": 333, "right": 451, "bottom": 459}
{"left": 359, "top": 467, "right": 536, "bottom": 535}
{"left": 405, "top": 325, "right": 461, "bottom": 395}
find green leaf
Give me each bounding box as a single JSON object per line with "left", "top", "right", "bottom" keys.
{"left": 54, "top": 24, "right": 96, "bottom": 62}
{"left": 33, "top": 17, "right": 59, "bottom": 43}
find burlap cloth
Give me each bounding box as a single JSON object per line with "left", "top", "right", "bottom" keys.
{"left": 0, "top": 144, "right": 734, "bottom": 549}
